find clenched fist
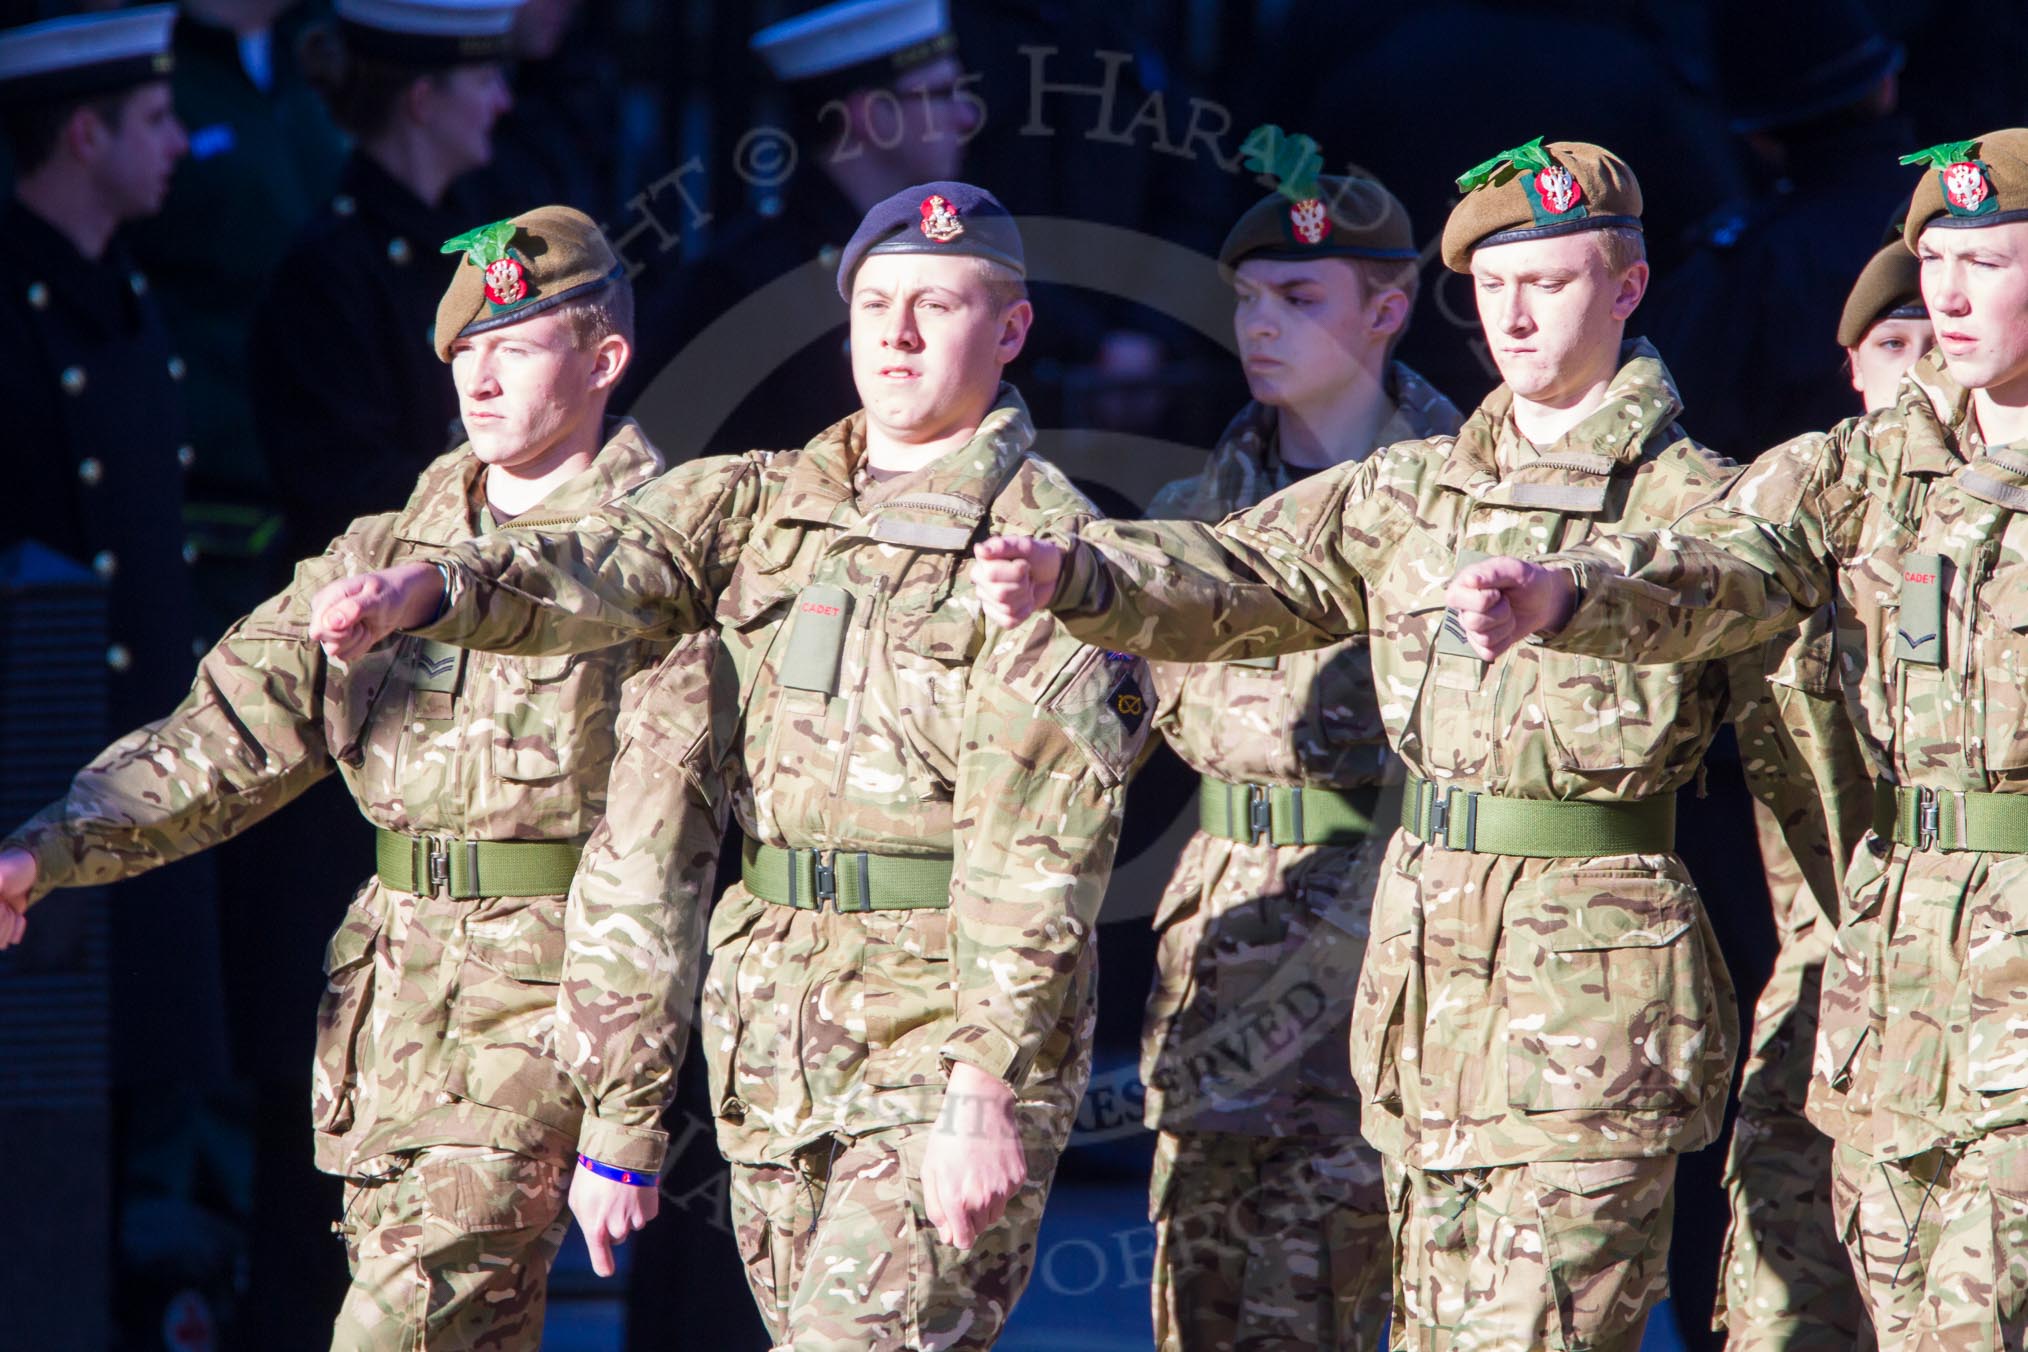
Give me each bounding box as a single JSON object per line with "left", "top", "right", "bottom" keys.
{"left": 1442, "top": 556, "right": 1579, "bottom": 661}
{"left": 969, "top": 535, "right": 1065, "bottom": 629}
{"left": 309, "top": 561, "right": 446, "bottom": 663}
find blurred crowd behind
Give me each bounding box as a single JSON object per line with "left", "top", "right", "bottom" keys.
{"left": 5, "top": 0, "right": 2028, "bottom": 1348}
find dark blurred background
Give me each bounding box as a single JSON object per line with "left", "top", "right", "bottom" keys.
{"left": 1, "top": 1, "right": 2018, "bottom": 1348}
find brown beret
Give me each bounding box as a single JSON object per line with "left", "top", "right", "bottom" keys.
{"left": 433, "top": 205, "right": 623, "bottom": 361}
{"left": 1836, "top": 240, "right": 1925, "bottom": 348}
{"left": 1440, "top": 138, "right": 1643, "bottom": 274}
{"left": 1902, "top": 130, "right": 2028, "bottom": 251}
{"left": 1218, "top": 174, "right": 1419, "bottom": 272}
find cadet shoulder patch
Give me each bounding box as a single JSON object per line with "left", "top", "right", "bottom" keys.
{"left": 1106, "top": 659, "right": 1147, "bottom": 734}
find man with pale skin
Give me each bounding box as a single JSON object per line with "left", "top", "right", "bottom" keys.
{"left": 308, "top": 181, "right": 1151, "bottom": 1348}
{"left": 1707, "top": 224, "right": 1932, "bottom": 1352}
{"left": 1133, "top": 166, "right": 1461, "bottom": 1350}
{"left": 968, "top": 140, "right": 1798, "bottom": 1350}
{"left": 0, "top": 205, "right": 713, "bottom": 1348}
{"left": 1440, "top": 130, "right": 2028, "bottom": 1347}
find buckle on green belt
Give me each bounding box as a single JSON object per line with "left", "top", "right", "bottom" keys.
{"left": 416, "top": 836, "right": 449, "bottom": 897}
{"left": 1247, "top": 785, "right": 1272, "bottom": 845}
{"left": 1918, "top": 786, "right": 1941, "bottom": 851}
{"left": 1423, "top": 784, "right": 1477, "bottom": 851}
{"left": 813, "top": 853, "right": 838, "bottom": 904}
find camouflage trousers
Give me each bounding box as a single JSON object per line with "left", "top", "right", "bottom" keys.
{"left": 1384, "top": 1154, "right": 1675, "bottom": 1352}
{"left": 329, "top": 1146, "right": 570, "bottom": 1351}
{"left": 1150, "top": 1129, "right": 1392, "bottom": 1350}
{"left": 1713, "top": 935, "right": 1874, "bottom": 1351}
{"left": 728, "top": 1125, "right": 1057, "bottom": 1351}
{"left": 1832, "top": 1136, "right": 2028, "bottom": 1349}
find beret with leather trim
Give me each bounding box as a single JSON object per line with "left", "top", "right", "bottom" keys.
{"left": 434, "top": 205, "right": 622, "bottom": 361}
{"left": 1837, "top": 219, "right": 1925, "bottom": 348}
{"left": 835, "top": 180, "right": 1024, "bottom": 299}
{"left": 1218, "top": 174, "right": 1418, "bottom": 271}
{"left": 1440, "top": 138, "right": 1643, "bottom": 274}
{"left": 1902, "top": 130, "right": 2028, "bottom": 250}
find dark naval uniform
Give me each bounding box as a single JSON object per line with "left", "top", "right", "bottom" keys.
{"left": 0, "top": 197, "right": 199, "bottom": 724}
{"left": 250, "top": 153, "right": 464, "bottom": 558}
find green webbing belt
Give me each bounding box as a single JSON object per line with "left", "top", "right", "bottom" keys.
{"left": 741, "top": 837, "right": 954, "bottom": 912}
{"left": 1198, "top": 779, "right": 1382, "bottom": 846}
{"left": 374, "top": 829, "right": 583, "bottom": 899}
{"left": 1401, "top": 775, "right": 1676, "bottom": 857}
{"left": 1874, "top": 781, "right": 2028, "bottom": 853}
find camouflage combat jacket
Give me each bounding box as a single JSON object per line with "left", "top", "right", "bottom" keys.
{"left": 1139, "top": 370, "right": 1461, "bottom": 1139}
{"left": 5, "top": 423, "right": 678, "bottom": 1176}
{"left": 1548, "top": 346, "right": 2028, "bottom": 1162}
{"left": 1051, "top": 344, "right": 1745, "bottom": 1169}
{"left": 416, "top": 389, "right": 1152, "bottom": 1164}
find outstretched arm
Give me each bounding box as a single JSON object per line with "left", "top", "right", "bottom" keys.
{"left": 972, "top": 454, "right": 1390, "bottom": 662}
{"left": 311, "top": 456, "right": 762, "bottom": 663}
{"left": 1443, "top": 433, "right": 1846, "bottom": 665}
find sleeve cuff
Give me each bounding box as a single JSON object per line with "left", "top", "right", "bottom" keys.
{"left": 3, "top": 818, "right": 80, "bottom": 909}
{"left": 941, "top": 1025, "right": 1031, "bottom": 1089}
{"left": 575, "top": 1116, "right": 670, "bottom": 1175}
{"left": 1049, "top": 538, "right": 1103, "bottom": 617}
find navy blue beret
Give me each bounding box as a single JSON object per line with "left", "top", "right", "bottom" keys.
{"left": 834, "top": 180, "right": 1025, "bottom": 298}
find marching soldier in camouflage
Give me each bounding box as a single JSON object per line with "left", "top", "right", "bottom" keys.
{"left": 309, "top": 181, "right": 1154, "bottom": 1350}
{"left": 1446, "top": 127, "right": 2028, "bottom": 1348}
{"left": 0, "top": 205, "right": 722, "bottom": 1350}
{"left": 1711, "top": 237, "right": 1926, "bottom": 1351}
{"left": 1721, "top": 611, "right": 1877, "bottom": 1352}
{"left": 1140, "top": 156, "right": 1462, "bottom": 1352}
{"left": 974, "top": 140, "right": 1777, "bottom": 1351}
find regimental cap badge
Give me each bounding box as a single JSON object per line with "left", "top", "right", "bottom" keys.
{"left": 441, "top": 218, "right": 531, "bottom": 309}
{"left": 1241, "top": 123, "right": 1333, "bottom": 246}
{"left": 919, "top": 193, "right": 964, "bottom": 242}
{"left": 1455, "top": 135, "right": 1586, "bottom": 223}
{"left": 1901, "top": 139, "right": 1996, "bottom": 217}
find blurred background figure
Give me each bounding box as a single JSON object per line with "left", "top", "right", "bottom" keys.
{"left": 0, "top": 10, "right": 249, "bottom": 1348}
{"left": 1642, "top": 0, "right": 1912, "bottom": 461}
{"left": 621, "top": 0, "right": 977, "bottom": 454}
{"left": 129, "top": 0, "right": 341, "bottom": 628}
{"left": 233, "top": 4, "right": 516, "bottom": 1345}
{"left": 1839, "top": 221, "right": 1930, "bottom": 411}
{"left": 250, "top": 0, "right": 516, "bottom": 558}
{"left": 451, "top": 0, "right": 618, "bottom": 220}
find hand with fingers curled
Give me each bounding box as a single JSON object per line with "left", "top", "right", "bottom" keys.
{"left": 308, "top": 561, "right": 448, "bottom": 663}
{"left": 1443, "top": 556, "right": 1579, "bottom": 662}
{"left": 569, "top": 1159, "right": 660, "bottom": 1278}
{"left": 970, "top": 535, "right": 1066, "bottom": 630}
{"left": 921, "top": 1061, "right": 1026, "bottom": 1251}
{"left": 0, "top": 850, "right": 30, "bottom": 950}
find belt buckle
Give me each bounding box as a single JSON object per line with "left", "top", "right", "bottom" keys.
{"left": 1246, "top": 785, "right": 1272, "bottom": 845}
{"left": 1917, "top": 787, "right": 1941, "bottom": 851}
{"left": 414, "top": 836, "right": 451, "bottom": 897}
{"left": 1427, "top": 786, "right": 1475, "bottom": 852}
{"left": 812, "top": 852, "right": 838, "bottom": 909}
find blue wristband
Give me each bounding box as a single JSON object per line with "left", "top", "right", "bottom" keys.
{"left": 577, "top": 1153, "right": 656, "bottom": 1187}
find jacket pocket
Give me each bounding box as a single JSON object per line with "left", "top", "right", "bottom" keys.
{"left": 702, "top": 890, "right": 770, "bottom": 1122}
{"left": 311, "top": 895, "right": 384, "bottom": 1134}
{"left": 1504, "top": 871, "right": 1710, "bottom": 1113}
{"left": 1349, "top": 899, "right": 1415, "bottom": 1109}
{"left": 447, "top": 898, "right": 575, "bottom": 1129}
{"left": 862, "top": 909, "right": 957, "bottom": 1090}
{"left": 489, "top": 654, "right": 595, "bottom": 784}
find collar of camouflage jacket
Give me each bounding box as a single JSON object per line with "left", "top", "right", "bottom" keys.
{"left": 1902, "top": 345, "right": 1981, "bottom": 476}
{"left": 1212, "top": 361, "right": 1462, "bottom": 482}
{"left": 1438, "top": 338, "right": 1684, "bottom": 510}
{"left": 394, "top": 417, "right": 667, "bottom": 546}
{"left": 771, "top": 383, "right": 1037, "bottom": 548}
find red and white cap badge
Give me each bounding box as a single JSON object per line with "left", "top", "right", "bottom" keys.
{"left": 919, "top": 193, "right": 965, "bottom": 243}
